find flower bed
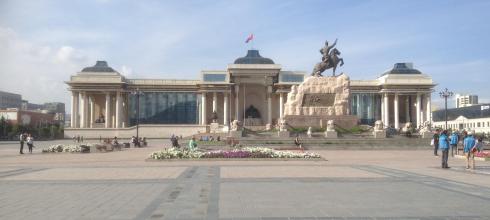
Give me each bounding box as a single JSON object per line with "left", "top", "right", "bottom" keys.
{"left": 474, "top": 151, "right": 490, "bottom": 158}
{"left": 42, "top": 143, "right": 98, "bottom": 153}
{"left": 148, "top": 147, "right": 321, "bottom": 160}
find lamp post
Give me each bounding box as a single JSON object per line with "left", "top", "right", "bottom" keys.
{"left": 439, "top": 88, "right": 453, "bottom": 130}
{"left": 131, "top": 89, "right": 144, "bottom": 145}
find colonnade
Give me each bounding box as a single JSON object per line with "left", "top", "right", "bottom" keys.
{"left": 70, "top": 91, "right": 126, "bottom": 128}
{"left": 380, "top": 92, "right": 431, "bottom": 129}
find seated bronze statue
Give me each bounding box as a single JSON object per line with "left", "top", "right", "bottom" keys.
{"left": 245, "top": 105, "right": 261, "bottom": 118}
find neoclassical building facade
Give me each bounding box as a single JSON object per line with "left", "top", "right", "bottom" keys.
{"left": 65, "top": 50, "right": 435, "bottom": 138}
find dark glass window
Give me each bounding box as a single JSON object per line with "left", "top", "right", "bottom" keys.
{"left": 203, "top": 74, "right": 226, "bottom": 82}
{"left": 129, "top": 92, "right": 197, "bottom": 125}
{"left": 280, "top": 74, "right": 304, "bottom": 82}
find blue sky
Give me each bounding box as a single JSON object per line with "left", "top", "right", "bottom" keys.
{"left": 1, "top": 0, "right": 489, "bottom": 110}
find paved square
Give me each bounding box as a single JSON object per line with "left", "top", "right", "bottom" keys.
{"left": 1, "top": 140, "right": 490, "bottom": 219}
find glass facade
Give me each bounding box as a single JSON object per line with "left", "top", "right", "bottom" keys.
{"left": 350, "top": 93, "right": 381, "bottom": 125}
{"left": 279, "top": 73, "right": 304, "bottom": 83}
{"left": 129, "top": 92, "right": 198, "bottom": 125}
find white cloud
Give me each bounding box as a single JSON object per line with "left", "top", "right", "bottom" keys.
{"left": 120, "top": 65, "right": 133, "bottom": 76}
{"left": 0, "top": 27, "right": 92, "bottom": 111}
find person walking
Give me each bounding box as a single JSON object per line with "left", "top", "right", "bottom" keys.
{"left": 188, "top": 136, "right": 197, "bottom": 151}
{"left": 439, "top": 130, "right": 450, "bottom": 169}
{"left": 463, "top": 131, "right": 476, "bottom": 170}
{"left": 19, "top": 133, "right": 25, "bottom": 154}
{"left": 26, "top": 134, "right": 34, "bottom": 154}
{"left": 475, "top": 136, "right": 484, "bottom": 152}
{"left": 449, "top": 131, "right": 459, "bottom": 157}
{"left": 432, "top": 129, "right": 440, "bottom": 156}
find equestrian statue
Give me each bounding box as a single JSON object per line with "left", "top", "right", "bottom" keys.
{"left": 311, "top": 39, "right": 344, "bottom": 77}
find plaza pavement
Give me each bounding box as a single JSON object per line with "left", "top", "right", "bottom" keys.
{"left": 1, "top": 139, "right": 490, "bottom": 220}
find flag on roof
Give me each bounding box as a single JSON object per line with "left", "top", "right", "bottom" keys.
{"left": 245, "top": 34, "right": 254, "bottom": 43}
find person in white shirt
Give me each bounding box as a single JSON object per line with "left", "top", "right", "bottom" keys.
{"left": 26, "top": 134, "right": 34, "bottom": 153}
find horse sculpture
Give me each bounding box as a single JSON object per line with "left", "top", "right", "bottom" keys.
{"left": 312, "top": 47, "right": 345, "bottom": 77}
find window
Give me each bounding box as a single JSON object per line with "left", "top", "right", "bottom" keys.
{"left": 280, "top": 74, "right": 304, "bottom": 83}
{"left": 203, "top": 74, "right": 227, "bottom": 82}
{"left": 478, "top": 122, "right": 481, "bottom": 127}
{"left": 129, "top": 92, "right": 197, "bottom": 125}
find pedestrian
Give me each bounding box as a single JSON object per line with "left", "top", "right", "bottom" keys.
{"left": 450, "top": 131, "right": 459, "bottom": 157}
{"left": 463, "top": 131, "right": 476, "bottom": 170}
{"left": 432, "top": 129, "right": 440, "bottom": 156}
{"left": 131, "top": 136, "right": 137, "bottom": 147}
{"left": 475, "top": 136, "right": 484, "bottom": 152}
{"left": 77, "top": 135, "right": 80, "bottom": 143}
{"left": 188, "top": 136, "right": 197, "bottom": 151}
{"left": 439, "top": 130, "right": 450, "bottom": 169}
{"left": 81, "top": 136, "right": 84, "bottom": 142}
{"left": 19, "top": 133, "right": 25, "bottom": 154}
{"left": 26, "top": 134, "right": 34, "bottom": 154}
{"left": 294, "top": 135, "right": 303, "bottom": 152}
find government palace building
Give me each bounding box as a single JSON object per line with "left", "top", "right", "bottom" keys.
{"left": 65, "top": 49, "right": 435, "bottom": 138}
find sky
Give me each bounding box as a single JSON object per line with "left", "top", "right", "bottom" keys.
{"left": 1, "top": 0, "right": 489, "bottom": 112}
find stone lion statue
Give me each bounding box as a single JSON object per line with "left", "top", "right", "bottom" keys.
{"left": 231, "top": 120, "right": 241, "bottom": 131}
{"left": 326, "top": 120, "right": 335, "bottom": 131}
{"left": 401, "top": 122, "right": 413, "bottom": 133}
{"left": 374, "top": 120, "right": 384, "bottom": 131}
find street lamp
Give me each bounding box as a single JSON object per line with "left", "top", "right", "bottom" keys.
{"left": 439, "top": 88, "right": 453, "bottom": 130}
{"left": 131, "top": 89, "right": 144, "bottom": 146}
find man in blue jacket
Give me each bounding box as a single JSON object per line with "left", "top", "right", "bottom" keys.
{"left": 449, "top": 131, "right": 459, "bottom": 157}
{"left": 438, "top": 130, "right": 450, "bottom": 169}
{"left": 463, "top": 131, "right": 476, "bottom": 170}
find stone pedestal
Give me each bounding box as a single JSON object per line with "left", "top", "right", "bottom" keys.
{"left": 277, "top": 131, "right": 290, "bottom": 138}
{"left": 324, "top": 130, "right": 337, "bottom": 138}
{"left": 373, "top": 130, "right": 386, "bottom": 139}
{"left": 228, "top": 130, "right": 243, "bottom": 138}
{"left": 210, "top": 122, "right": 220, "bottom": 133}
{"left": 421, "top": 131, "right": 432, "bottom": 139}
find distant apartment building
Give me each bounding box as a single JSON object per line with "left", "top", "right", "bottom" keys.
{"left": 0, "top": 109, "right": 56, "bottom": 127}
{"left": 432, "top": 104, "right": 490, "bottom": 134}
{"left": 0, "top": 90, "right": 22, "bottom": 109}
{"left": 455, "top": 94, "right": 478, "bottom": 108}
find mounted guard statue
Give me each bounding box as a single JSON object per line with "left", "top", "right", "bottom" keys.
{"left": 311, "top": 39, "right": 345, "bottom": 77}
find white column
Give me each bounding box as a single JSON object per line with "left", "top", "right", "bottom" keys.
{"left": 234, "top": 86, "right": 239, "bottom": 121}
{"left": 426, "top": 93, "right": 432, "bottom": 124}
{"left": 416, "top": 93, "right": 421, "bottom": 128}
{"left": 384, "top": 93, "right": 389, "bottom": 127}
{"left": 116, "top": 91, "right": 121, "bottom": 128}
{"left": 223, "top": 93, "right": 229, "bottom": 128}
{"left": 267, "top": 86, "right": 272, "bottom": 125}
{"left": 105, "top": 92, "right": 111, "bottom": 128}
{"left": 279, "top": 93, "right": 284, "bottom": 119}
{"left": 212, "top": 92, "right": 217, "bottom": 113}
{"left": 71, "top": 91, "right": 79, "bottom": 128}
{"left": 380, "top": 94, "right": 384, "bottom": 123}
{"left": 405, "top": 96, "right": 410, "bottom": 122}
{"left": 201, "top": 92, "right": 207, "bottom": 125}
{"left": 80, "top": 92, "right": 88, "bottom": 128}
{"left": 89, "top": 96, "right": 95, "bottom": 128}
{"left": 394, "top": 93, "right": 399, "bottom": 129}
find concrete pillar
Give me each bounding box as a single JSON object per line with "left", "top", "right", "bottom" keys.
{"left": 380, "top": 94, "right": 384, "bottom": 123}
{"left": 223, "top": 93, "right": 229, "bottom": 126}
{"left": 201, "top": 92, "right": 207, "bottom": 125}
{"left": 384, "top": 93, "right": 389, "bottom": 128}
{"left": 394, "top": 93, "right": 399, "bottom": 129}
{"left": 405, "top": 96, "right": 410, "bottom": 123}
{"left": 71, "top": 91, "right": 79, "bottom": 128}
{"left": 105, "top": 92, "right": 111, "bottom": 128}
{"left": 89, "top": 96, "right": 95, "bottom": 128}
{"left": 116, "top": 91, "right": 122, "bottom": 128}
{"left": 416, "top": 93, "right": 421, "bottom": 128}
{"left": 212, "top": 92, "right": 217, "bottom": 113}
{"left": 80, "top": 92, "right": 88, "bottom": 128}
{"left": 267, "top": 86, "right": 272, "bottom": 125}
{"left": 426, "top": 93, "right": 432, "bottom": 124}
{"left": 234, "top": 86, "right": 239, "bottom": 121}
{"left": 279, "top": 93, "right": 284, "bottom": 119}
